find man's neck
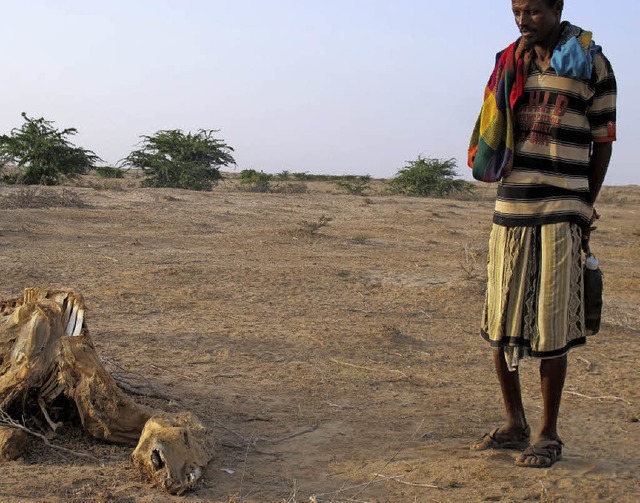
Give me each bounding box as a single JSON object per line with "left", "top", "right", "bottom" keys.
{"left": 533, "top": 25, "right": 562, "bottom": 70}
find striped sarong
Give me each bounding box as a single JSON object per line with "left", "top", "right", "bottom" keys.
{"left": 481, "top": 222, "right": 586, "bottom": 366}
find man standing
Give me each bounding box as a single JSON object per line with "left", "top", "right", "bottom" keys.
{"left": 468, "top": 0, "right": 616, "bottom": 467}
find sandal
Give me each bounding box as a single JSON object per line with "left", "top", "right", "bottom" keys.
{"left": 515, "top": 438, "right": 563, "bottom": 468}
{"left": 471, "top": 425, "right": 531, "bottom": 451}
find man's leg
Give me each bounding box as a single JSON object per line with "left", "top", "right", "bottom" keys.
{"left": 472, "top": 348, "right": 529, "bottom": 449}
{"left": 516, "top": 354, "right": 567, "bottom": 466}
{"left": 538, "top": 354, "right": 567, "bottom": 441}
{"left": 494, "top": 347, "right": 528, "bottom": 434}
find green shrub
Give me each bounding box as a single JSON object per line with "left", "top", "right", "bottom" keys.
{"left": 0, "top": 113, "right": 100, "bottom": 185}
{"left": 389, "top": 156, "right": 472, "bottom": 197}
{"left": 291, "top": 172, "right": 341, "bottom": 182}
{"left": 0, "top": 170, "right": 21, "bottom": 185}
{"left": 292, "top": 172, "right": 313, "bottom": 181}
{"left": 93, "top": 166, "right": 124, "bottom": 178}
{"left": 238, "top": 169, "right": 272, "bottom": 192}
{"left": 334, "top": 175, "right": 371, "bottom": 196}
{"left": 123, "top": 129, "right": 235, "bottom": 191}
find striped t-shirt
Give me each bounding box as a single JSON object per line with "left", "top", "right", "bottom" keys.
{"left": 494, "top": 51, "right": 617, "bottom": 228}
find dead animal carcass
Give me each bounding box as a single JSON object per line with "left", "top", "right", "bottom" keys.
{"left": 0, "top": 288, "right": 213, "bottom": 494}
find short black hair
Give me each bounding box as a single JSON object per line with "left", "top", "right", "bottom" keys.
{"left": 542, "top": 0, "right": 564, "bottom": 10}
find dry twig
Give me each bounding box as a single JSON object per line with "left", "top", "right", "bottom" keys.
{"left": 565, "top": 391, "right": 632, "bottom": 406}
{"left": 253, "top": 423, "right": 319, "bottom": 445}
{"left": 576, "top": 356, "right": 594, "bottom": 371}
{"left": 323, "top": 400, "right": 363, "bottom": 411}
{"left": 330, "top": 358, "right": 409, "bottom": 379}
{"left": 378, "top": 474, "right": 443, "bottom": 489}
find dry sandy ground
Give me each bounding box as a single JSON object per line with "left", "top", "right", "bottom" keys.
{"left": 0, "top": 175, "right": 638, "bottom": 503}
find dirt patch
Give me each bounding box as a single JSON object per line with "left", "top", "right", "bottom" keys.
{"left": 0, "top": 175, "right": 638, "bottom": 502}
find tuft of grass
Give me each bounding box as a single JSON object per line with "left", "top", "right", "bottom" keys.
{"left": 351, "top": 234, "right": 370, "bottom": 245}
{"left": 298, "top": 215, "right": 332, "bottom": 235}
{"left": 382, "top": 324, "right": 406, "bottom": 339}
{"left": 459, "top": 243, "right": 480, "bottom": 280}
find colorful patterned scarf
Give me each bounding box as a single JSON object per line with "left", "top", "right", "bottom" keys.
{"left": 468, "top": 22, "right": 598, "bottom": 183}
{"left": 467, "top": 38, "right": 530, "bottom": 183}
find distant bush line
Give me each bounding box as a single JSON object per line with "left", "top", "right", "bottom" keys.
{"left": 0, "top": 113, "right": 473, "bottom": 198}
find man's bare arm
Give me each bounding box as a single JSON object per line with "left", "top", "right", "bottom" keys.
{"left": 589, "top": 142, "right": 613, "bottom": 204}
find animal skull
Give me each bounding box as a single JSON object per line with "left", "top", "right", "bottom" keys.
{"left": 131, "top": 413, "right": 214, "bottom": 495}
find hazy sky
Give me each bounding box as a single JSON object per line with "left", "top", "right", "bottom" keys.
{"left": 1, "top": 1, "right": 636, "bottom": 184}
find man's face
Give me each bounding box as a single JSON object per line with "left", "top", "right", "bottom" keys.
{"left": 511, "top": 0, "right": 562, "bottom": 47}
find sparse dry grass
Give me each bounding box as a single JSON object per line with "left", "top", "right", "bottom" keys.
{"left": 0, "top": 186, "right": 86, "bottom": 209}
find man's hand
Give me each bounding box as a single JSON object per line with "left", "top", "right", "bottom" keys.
{"left": 582, "top": 209, "right": 600, "bottom": 253}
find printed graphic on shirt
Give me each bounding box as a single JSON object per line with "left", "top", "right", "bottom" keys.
{"left": 516, "top": 90, "right": 570, "bottom": 146}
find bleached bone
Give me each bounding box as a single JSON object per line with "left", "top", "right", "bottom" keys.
{"left": 72, "top": 307, "right": 84, "bottom": 337}
{"left": 65, "top": 301, "right": 78, "bottom": 337}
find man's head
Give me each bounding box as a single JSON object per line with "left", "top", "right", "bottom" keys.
{"left": 511, "top": 0, "right": 564, "bottom": 48}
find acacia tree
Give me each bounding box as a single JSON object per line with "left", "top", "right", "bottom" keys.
{"left": 389, "top": 156, "right": 471, "bottom": 197}
{"left": 0, "top": 113, "right": 100, "bottom": 185}
{"left": 123, "top": 129, "right": 235, "bottom": 191}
